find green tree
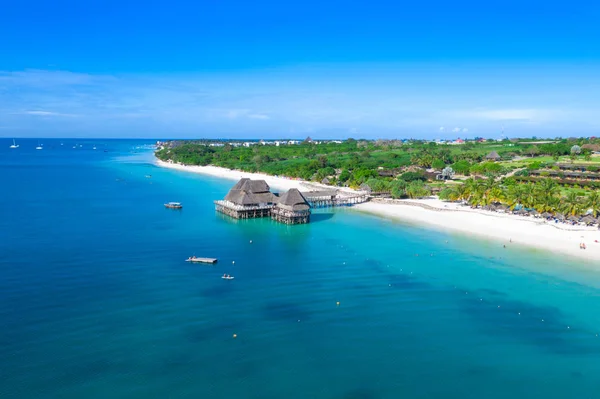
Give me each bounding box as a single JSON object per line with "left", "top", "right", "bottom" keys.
{"left": 400, "top": 170, "right": 427, "bottom": 182}
{"left": 390, "top": 180, "right": 407, "bottom": 199}
{"left": 338, "top": 169, "right": 351, "bottom": 183}
{"left": 431, "top": 159, "right": 445, "bottom": 170}
{"left": 562, "top": 191, "right": 582, "bottom": 216}
{"left": 451, "top": 160, "right": 471, "bottom": 175}
{"left": 585, "top": 191, "right": 600, "bottom": 217}
{"left": 405, "top": 181, "right": 431, "bottom": 199}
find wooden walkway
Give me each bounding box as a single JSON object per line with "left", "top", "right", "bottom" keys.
{"left": 302, "top": 193, "right": 370, "bottom": 208}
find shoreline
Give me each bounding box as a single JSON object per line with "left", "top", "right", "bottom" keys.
{"left": 155, "top": 159, "right": 600, "bottom": 261}
{"left": 354, "top": 199, "right": 600, "bottom": 262}
{"left": 155, "top": 159, "right": 358, "bottom": 193}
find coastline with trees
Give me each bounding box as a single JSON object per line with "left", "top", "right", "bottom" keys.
{"left": 155, "top": 137, "right": 600, "bottom": 260}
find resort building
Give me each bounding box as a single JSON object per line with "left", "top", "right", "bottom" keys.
{"left": 214, "top": 178, "right": 276, "bottom": 219}
{"left": 271, "top": 189, "right": 311, "bottom": 224}
{"left": 486, "top": 151, "right": 501, "bottom": 161}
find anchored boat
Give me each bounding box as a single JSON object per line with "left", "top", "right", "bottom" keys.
{"left": 164, "top": 202, "right": 183, "bottom": 209}
{"left": 185, "top": 256, "right": 217, "bottom": 264}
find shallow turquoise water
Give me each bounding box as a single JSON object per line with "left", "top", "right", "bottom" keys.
{"left": 3, "top": 139, "right": 600, "bottom": 398}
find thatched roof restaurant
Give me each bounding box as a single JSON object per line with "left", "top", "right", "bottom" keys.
{"left": 215, "top": 178, "right": 276, "bottom": 219}
{"left": 224, "top": 178, "right": 275, "bottom": 205}
{"left": 215, "top": 178, "right": 313, "bottom": 223}
{"left": 271, "top": 188, "right": 311, "bottom": 224}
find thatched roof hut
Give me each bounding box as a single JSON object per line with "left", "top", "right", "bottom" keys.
{"left": 555, "top": 213, "right": 566, "bottom": 221}
{"left": 275, "top": 189, "right": 310, "bottom": 212}
{"left": 567, "top": 215, "right": 580, "bottom": 222}
{"left": 541, "top": 212, "right": 553, "bottom": 218}
{"left": 359, "top": 183, "right": 372, "bottom": 193}
{"left": 271, "top": 188, "right": 311, "bottom": 224}
{"left": 486, "top": 151, "right": 501, "bottom": 161}
{"left": 581, "top": 215, "right": 597, "bottom": 225}
{"left": 321, "top": 177, "right": 330, "bottom": 185}
{"left": 224, "top": 178, "right": 275, "bottom": 205}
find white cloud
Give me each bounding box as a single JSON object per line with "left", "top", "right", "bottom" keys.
{"left": 25, "top": 111, "right": 59, "bottom": 116}
{"left": 225, "top": 109, "right": 249, "bottom": 119}
{"left": 462, "top": 128, "right": 468, "bottom": 133}
{"left": 247, "top": 113, "right": 270, "bottom": 120}
{"left": 15, "top": 110, "right": 78, "bottom": 117}
{"left": 224, "top": 109, "right": 269, "bottom": 120}
{"left": 439, "top": 126, "right": 445, "bottom": 132}
{"left": 452, "top": 127, "right": 461, "bottom": 133}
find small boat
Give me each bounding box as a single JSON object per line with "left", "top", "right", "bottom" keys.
{"left": 185, "top": 256, "right": 217, "bottom": 264}
{"left": 145, "top": 175, "right": 152, "bottom": 178}
{"left": 9, "top": 139, "right": 19, "bottom": 149}
{"left": 164, "top": 202, "right": 183, "bottom": 209}
{"left": 36, "top": 141, "right": 43, "bottom": 150}
{"left": 222, "top": 275, "right": 235, "bottom": 280}
{"left": 93, "top": 146, "right": 97, "bottom": 150}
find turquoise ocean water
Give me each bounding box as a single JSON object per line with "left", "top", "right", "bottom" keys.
{"left": 3, "top": 139, "right": 600, "bottom": 398}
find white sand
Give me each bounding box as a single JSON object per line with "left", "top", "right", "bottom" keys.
{"left": 156, "top": 159, "right": 600, "bottom": 261}
{"left": 355, "top": 199, "right": 600, "bottom": 261}
{"left": 155, "top": 159, "right": 354, "bottom": 193}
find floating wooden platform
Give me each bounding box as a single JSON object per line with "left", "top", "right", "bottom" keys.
{"left": 185, "top": 257, "right": 218, "bottom": 264}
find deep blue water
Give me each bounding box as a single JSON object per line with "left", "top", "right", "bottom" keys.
{"left": 3, "top": 138, "right": 600, "bottom": 398}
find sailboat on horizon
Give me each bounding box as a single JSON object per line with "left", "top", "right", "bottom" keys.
{"left": 9, "top": 139, "right": 19, "bottom": 149}
{"left": 36, "top": 140, "right": 43, "bottom": 150}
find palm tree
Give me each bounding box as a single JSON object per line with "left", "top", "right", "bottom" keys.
{"left": 585, "top": 191, "right": 600, "bottom": 217}
{"left": 463, "top": 178, "right": 479, "bottom": 203}
{"left": 456, "top": 184, "right": 469, "bottom": 203}
{"left": 562, "top": 191, "right": 582, "bottom": 216}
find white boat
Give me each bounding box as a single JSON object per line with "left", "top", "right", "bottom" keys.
{"left": 93, "top": 146, "right": 97, "bottom": 150}
{"left": 9, "top": 139, "right": 19, "bottom": 149}
{"left": 222, "top": 276, "right": 235, "bottom": 280}
{"left": 36, "top": 141, "right": 43, "bottom": 150}
{"left": 185, "top": 256, "right": 217, "bottom": 264}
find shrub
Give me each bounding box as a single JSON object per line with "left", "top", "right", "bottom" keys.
{"left": 399, "top": 170, "right": 427, "bottom": 182}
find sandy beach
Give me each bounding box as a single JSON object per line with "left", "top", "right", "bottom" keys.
{"left": 355, "top": 199, "right": 600, "bottom": 261}
{"left": 156, "top": 159, "right": 357, "bottom": 193}
{"left": 156, "top": 160, "right": 600, "bottom": 261}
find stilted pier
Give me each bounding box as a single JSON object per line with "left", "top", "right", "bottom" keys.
{"left": 214, "top": 200, "right": 273, "bottom": 219}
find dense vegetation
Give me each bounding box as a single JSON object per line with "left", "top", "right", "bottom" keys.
{"left": 156, "top": 137, "right": 600, "bottom": 206}
{"left": 439, "top": 177, "right": 600, "bottom": 217}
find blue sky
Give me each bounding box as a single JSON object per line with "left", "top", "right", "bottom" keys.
{"left": 1, "top": 0, "right": 599, "bottom": 139}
